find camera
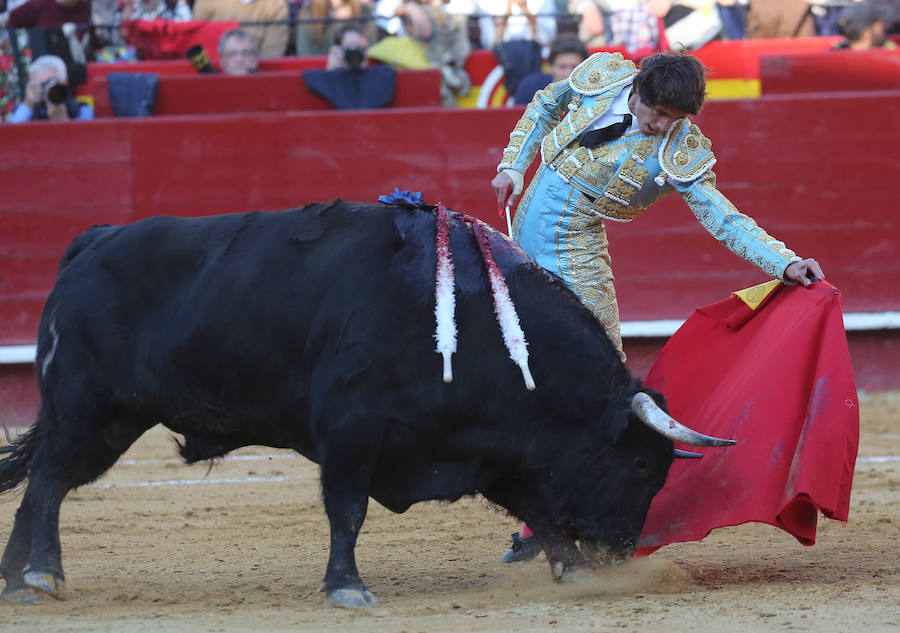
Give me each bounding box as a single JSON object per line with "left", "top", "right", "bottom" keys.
{"left": 343, "top": 46, "right": 365, "bottom": 71}
{"left": 186, "top": 44, "right": 217, "bottom": 74}
{"left": 40, "top": 79, "right": 68, "bottom": 106}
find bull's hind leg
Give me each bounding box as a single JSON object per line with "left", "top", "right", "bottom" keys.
{"left": 2, "top": 415, "right": 148, "bottom": 604}
{"left": 1, "top": 497, "right": 40, "bottom": 604}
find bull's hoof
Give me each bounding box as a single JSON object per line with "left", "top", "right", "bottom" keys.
{"left": 317, "top": 583, "right": 377, "bottom": 608}
{"left": 2, "top": 585, "right": 41, "bottom": 605}
{"left": 23, "top": 571, "right": 66, "bottom": 600}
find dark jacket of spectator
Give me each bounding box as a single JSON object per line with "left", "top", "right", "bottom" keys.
{"left": 9, "top": 0, "right": 91, "bottom": 29}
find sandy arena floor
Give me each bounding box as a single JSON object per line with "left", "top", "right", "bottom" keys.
{"left": 0, "top": 392, "right": 898, "bottom": 633}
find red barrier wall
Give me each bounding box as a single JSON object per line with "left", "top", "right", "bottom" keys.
{"left": 3, "top": 90, "right": 899, "bottom": 348}
{"left": 91, "top": 69, "right": 443, "bottom": 116}
{"left": 2, "top": 91, "right": 899, "bottom": 421}
{"left": 760, "top": 49, "right": 900, "bottom": 94}
{"left": 83, "top": 56, "right": 329, "bottom": 92}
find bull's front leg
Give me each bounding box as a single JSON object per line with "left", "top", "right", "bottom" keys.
{"left": 317, "top": 469, "right": 377, "bottom": 608}
{"left": 523, "top": 518, "right": 587, "bottom": 582}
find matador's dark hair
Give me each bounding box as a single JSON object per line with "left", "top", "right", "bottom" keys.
{"left": 632, "top": 53, "right": 707, "bottom": 115}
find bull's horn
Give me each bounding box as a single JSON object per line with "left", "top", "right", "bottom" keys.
{"left": 631, "top": 392, "right": 736, "bottom": 447}
{"left": 674, "top": 449, "right": 703, "bottom": 459}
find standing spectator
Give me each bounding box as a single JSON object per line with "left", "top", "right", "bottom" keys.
{"left": 218, "top": 28, "right": 260, "bottom": 75}
{"left": 295, "top": 0, "right": 377, "bottom": 57}
{"left": 833, "top": 0, "right": 897, "bottom": 49}
{"left": 193, "top": 0, "right": 290, "bottom": 58}
{"left": 808, "top": 0, "right": 858, "bottom": 36}
{"left": 511, "top": 34, "right": 587, "bottom": 104}
{"left": 662, "top": 0, "right": 723, "bottom": 51}
{"left": 122, "top": 0, "right": 192, "bottom": 21}
{"left": 7, "top": 53, "right": 92, "bottom": 121}
{"left": 0, "top": 25, "right": 31, "bottom": 120}
{"left": 7, "top": 0, "right": 90, "bottom": 31}
{"left": 606, "top": 0, "right": 668, "bottom": 58}
{"left": 716, "top": 0, "right": 748, "bottom": 39}
{"left": 567, "top": 0, "right": 606, "bottom": 47}
{"left": 396, "top": 0, "right": 472, "bottom": 105}
{"left": 745, "top": 0, "right": 816, "bottom": 38}
{"left": 493, "top": 0, "right": 557, "bottom": 46}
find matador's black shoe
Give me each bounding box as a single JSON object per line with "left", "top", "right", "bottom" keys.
{"left": 501, "top": 532, "right": 542, "bottom": 563}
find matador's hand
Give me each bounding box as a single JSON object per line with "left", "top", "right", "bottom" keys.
{"left": 491, "top": 171, "right": 519, "bottom": 208}
{"left": 784, "top": 258, "right": 825, "bottom": 287}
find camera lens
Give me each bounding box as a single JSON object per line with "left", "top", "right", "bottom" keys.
{"left": 344, "top": 47, "right": 364, "bottom": 70}
{"left": 46, "top": 83, "right": 68, "bottom": 105}
{"left": 41, "top": 79, "right": 68, "bottom": 105}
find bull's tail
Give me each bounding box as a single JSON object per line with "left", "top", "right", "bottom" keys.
{"left": 0, "top": 422, "right": 37, "bottom": 494}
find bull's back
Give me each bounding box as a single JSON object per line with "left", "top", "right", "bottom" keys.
{"left": 38, "top": 203, "right": 443, "bottom": 427}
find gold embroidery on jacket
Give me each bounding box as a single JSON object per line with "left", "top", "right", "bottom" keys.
{"left": 659, "top": 118, "right": 716, "bottom": 181}
{"left": 569, "top": 52, "right": 636, "bottom": 96}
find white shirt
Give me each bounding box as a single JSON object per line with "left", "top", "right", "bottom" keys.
{"left": 582, "top": 84, "right": 638, "bottom": 135}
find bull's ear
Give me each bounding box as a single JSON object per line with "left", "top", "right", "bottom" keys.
{"left": 607, "top": 404, "right": 634, "bottom": 444}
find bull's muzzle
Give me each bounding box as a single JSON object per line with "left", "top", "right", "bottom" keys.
{"left": 631, "top": 392, "right": 736, "bottom": 447}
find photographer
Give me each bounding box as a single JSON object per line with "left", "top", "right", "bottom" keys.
{"left": 302, "top": 25, "right": 397, "bottom": 109}
{"left": 7, "top": 54, "right": 93, "bottom": 122}
{"left": 325, "top": 24, "right": 370, "bottom": 71}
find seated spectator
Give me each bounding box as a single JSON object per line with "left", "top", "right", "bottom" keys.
{"left": 218, "top": 28, "right": 260, "bottom": 75}
{"left": 833, "top": 1, "right": 897, "bottom": 50}
{"left": 511, "top": 35, "right": 586, "bottom": 104}
{"left": 325, "top": 23, "right": 370, "bottom": 70}
{"left": 295, "top": 0, "right": 377, "bottom": 57}
{"left": 192, "top": 0, "right": 290, "bottom": 58}
{"left": 122, "top": 0, "right": 192, "bottom": 22}
{"left": 302, "top": 24, "right": 398, "bottom": 109}
{"left": 7, "top": 53, "right": 93, "bottom": 122}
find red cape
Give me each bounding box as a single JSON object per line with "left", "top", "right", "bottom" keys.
{"left": 122, "top": 19, "right": 240, "bottom": 62}
{"left": 636, "top": 281, "right": 859, "bottom": 553}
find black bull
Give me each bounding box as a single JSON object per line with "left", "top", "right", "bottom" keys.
{"left": 0, "top": 201, "right": 731, "bottom": 608}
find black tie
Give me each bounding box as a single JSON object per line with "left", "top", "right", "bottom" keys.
{"left": 579, "top": 114, "right": 633, "bottom": 148}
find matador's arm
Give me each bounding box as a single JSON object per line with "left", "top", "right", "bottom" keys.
{"left": 659, "top": 120, "right": 801, "bottom": 280}
{"left": 496, "top": 79, "right": 575, "bottom": 193}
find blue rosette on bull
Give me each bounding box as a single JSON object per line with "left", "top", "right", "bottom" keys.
{"left": 0, "top": 199, "right": 734, "bottom": 608}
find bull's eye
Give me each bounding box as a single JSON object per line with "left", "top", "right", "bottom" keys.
{"left": 634, "top": 457, "right": 648, "bottom": 471}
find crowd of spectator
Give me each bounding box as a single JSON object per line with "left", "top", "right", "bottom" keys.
{"left": 0, "top": 0, "right": 897, "bottom": 120}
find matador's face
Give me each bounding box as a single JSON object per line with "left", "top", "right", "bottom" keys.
{"left": 627, "top": 91, "right": 688, "bottom": 137}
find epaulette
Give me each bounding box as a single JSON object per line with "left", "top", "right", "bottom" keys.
{"left": 658, "top": 119, "right": 716, "bottom": 182}
{"left": 568, "top": 52, "right": 637, "bottom": 96}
